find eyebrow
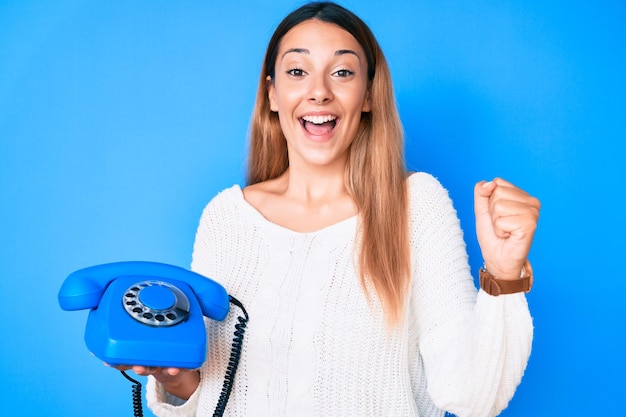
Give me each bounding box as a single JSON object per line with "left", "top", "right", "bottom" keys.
{"left": 281, "top": 48, "right": 361, "bottom": 62}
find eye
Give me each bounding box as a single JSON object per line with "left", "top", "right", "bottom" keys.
{"left": 286, "top": 68, "right": 306, "bottom": 77}
{"left": 333, "top": 69, "right": 355, "bottom": 78}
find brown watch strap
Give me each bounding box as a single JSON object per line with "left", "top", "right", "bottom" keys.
{"left": 479, "top": 260, "right": 533, "bottom": 296}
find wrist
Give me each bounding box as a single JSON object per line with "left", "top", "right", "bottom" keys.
{"left": 482, "top": 260, "right": 527, "bottom": 281}
{"left": 480, "top": 260, "right": 533, "bottom": 296}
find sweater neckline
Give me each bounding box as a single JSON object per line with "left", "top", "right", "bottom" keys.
{"left": 231, "top": 184, "right": 358, "bottom": 237}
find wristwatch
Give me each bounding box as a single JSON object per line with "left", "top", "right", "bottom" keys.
{"left": 479, "top": 260, "right": 533, "bottom": 296}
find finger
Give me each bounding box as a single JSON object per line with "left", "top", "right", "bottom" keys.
{"left": 491, "top": 177, "right": 515, "bottom": 188}
{"left": 474, "top": 179, "right": 496, "bottom": 198}
{"left": 138, "top": 366, "right": 185, "bottom": 376}
{"left": 131, "top": 365, "right": 157, "bottom": 375}
{"left": 163, "top": 367, "right": 181, "bottom": 376}
{"left": 481, "top": 187, "right": 540, "bottom": 231}
{"left": 488, "top": 179, "right": 541, "bottom": 208}
{"left": 490, "top": 210, "right": 538, "bottom": 242}
{"left": 488, "top": 197, "right": 541, "bottom": 229}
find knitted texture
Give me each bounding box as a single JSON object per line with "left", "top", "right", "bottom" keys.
{"left": 147, "top": 172, "right": 533, "bottom": 417}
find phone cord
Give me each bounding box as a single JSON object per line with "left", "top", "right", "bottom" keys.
{"left": 121, "top": 370, "right": 144, "bottom": 417}
{"left": 213, "top": 295, "right": 249, "bottom": 417}
{"left": 118, "top": 296, "right": 249, "bottom": 417}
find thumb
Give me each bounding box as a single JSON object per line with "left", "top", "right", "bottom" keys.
{"left": 474, "top": 180, "right": 496, "bottom": 218}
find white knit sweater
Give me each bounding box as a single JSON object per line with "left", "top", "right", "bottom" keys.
{"left": 147, "top": 172, "right": 533, "bottom": 417}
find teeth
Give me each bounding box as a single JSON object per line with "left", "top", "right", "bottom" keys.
{"left": 301, "top": 115, "right": 337, "bottom": 124}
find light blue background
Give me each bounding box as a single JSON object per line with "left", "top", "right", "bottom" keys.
{"left": 1, "top": 0, "right": 624, "bottom": 416}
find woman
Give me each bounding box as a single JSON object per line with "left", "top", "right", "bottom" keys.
{"left": 134, "top": 2, "right": 540, "bottom": 416}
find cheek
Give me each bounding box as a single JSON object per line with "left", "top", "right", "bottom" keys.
{"left": 272, "top": 87, "right": 303, "bottom": 114}
{"left": 338, "top": 89, "right": 369, "bottom": 116}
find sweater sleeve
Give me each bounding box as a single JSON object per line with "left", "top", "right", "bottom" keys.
{"left": 146, "top": 375, "right": 201, "bottom": 417}
{"left": 408, "top": 173, "right": 533, "bottom": 417}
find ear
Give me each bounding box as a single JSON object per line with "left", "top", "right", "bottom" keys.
{"left": 267, "top": 75, "right": 278, "bottom": 112}
{"left": 361, "top": 90, "right": 371, "bottom": 113}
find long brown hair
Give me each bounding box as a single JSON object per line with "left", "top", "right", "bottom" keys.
{"left": 247, "top": 1, "right": 410, "bottom": 325}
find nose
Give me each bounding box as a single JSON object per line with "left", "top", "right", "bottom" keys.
{"left": 308, "top": 74, "right": 333, "bottom": 105}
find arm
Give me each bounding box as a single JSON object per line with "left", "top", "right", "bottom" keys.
{"left": 409, "top": 174, "right": 536, "bottom": 417}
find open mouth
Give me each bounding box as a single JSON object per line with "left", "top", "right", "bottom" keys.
{"left": 300, "top": 114, "right": 338, "bottom": 136}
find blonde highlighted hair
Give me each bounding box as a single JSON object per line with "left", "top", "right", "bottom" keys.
{"left": 247, "top": 2, "right": 410, "bottom": 325}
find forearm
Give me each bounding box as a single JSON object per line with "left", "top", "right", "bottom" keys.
{"left": 420, "top": 291, "right": 533, "bottom": 417}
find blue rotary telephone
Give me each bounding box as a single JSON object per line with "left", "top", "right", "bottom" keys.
{"left": 58, "top": 261, "right": 248, "bottom": 417}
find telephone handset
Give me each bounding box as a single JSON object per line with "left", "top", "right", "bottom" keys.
{"left": 59, "top": 261, "right": 248, "bottom": 417}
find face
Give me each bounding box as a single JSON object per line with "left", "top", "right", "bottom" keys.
{"left": 268, "top": 19, "right": 371, "bottom": 170}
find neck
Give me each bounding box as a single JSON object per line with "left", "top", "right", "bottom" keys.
{"left": 242, "top": 162, "right": 357, "bottom": 233}
{"left": 280, "top": 165, "right": 349, "bottom": 203}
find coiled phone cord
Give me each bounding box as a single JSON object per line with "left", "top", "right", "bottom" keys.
{"left": 119, "top": 295, "right": 249, "bottom": 417}
{"left": 121, "top": 370, "right": 144, "bottom": 417}
{"left": 213, "top": 296, "right": 249, "bottom": 416}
